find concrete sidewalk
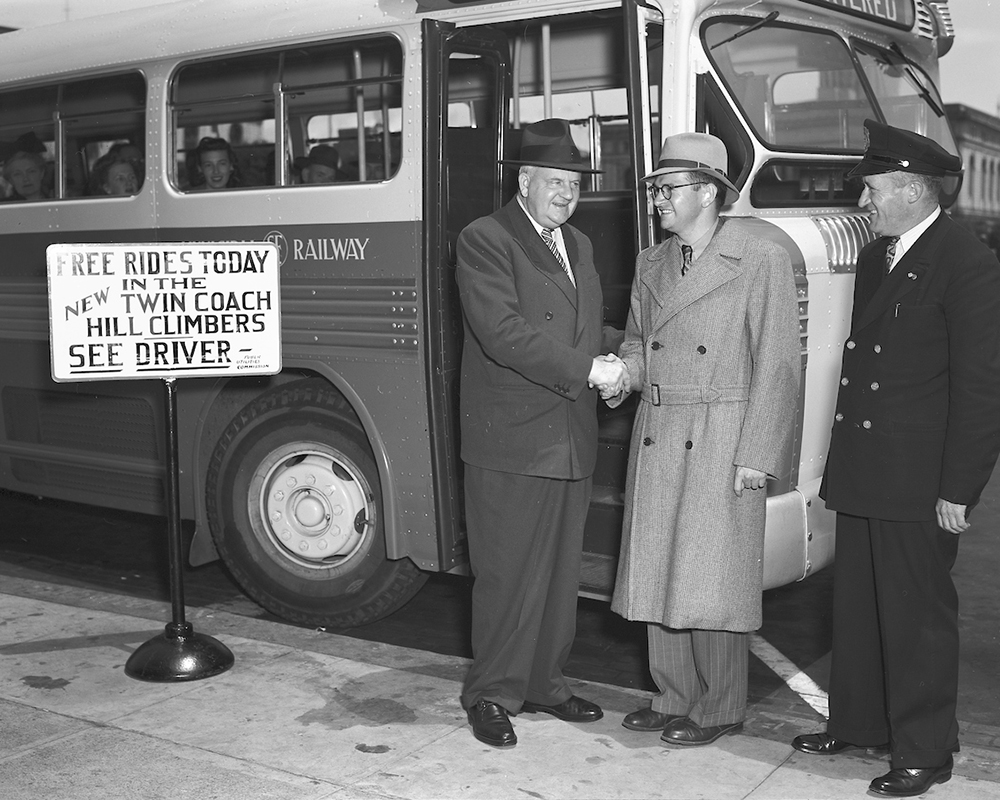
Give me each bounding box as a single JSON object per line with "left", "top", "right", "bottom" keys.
{"left": 1, "top": 574, "right": 998, "bottom": 800}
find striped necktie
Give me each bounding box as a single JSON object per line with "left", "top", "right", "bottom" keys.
{"left": 884, "top": 237, "right": 899, "bottom": 274}
{"left": 541, "top": 227, "right": 575, "bottom": 286}
{"left": 681, "top": 244, "right": 693, "bottom": 277}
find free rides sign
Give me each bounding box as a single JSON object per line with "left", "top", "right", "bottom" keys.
{"left": 46, "top": 242, "right": 281, "bottom": 381}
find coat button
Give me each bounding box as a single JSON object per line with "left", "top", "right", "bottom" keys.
{"left": 651, "top": 341, "right": 662, "bottom": 350}
{"left": 841, "top": 377, "right": 849, "bottom": 385}
{"left": 835, "top": 413, "right": 844, "bottom": 422}
{"left": 846, "top": 340, "right": 856, "bottom": 349}
{"left": 862, "top": 420, "right": 872, "bottom": 429}
{"left": 643, "top": 437, "right": 653, "bottom": 446}
{"left": 871, "top": 381, "right": 880, "bottom": 391}
{"left": 685, "top": 440, "right": 693, "bottom": 449}
{"left": 697, "top": 345, "right": 707, "bottom": 354}
{"left": 545, "top": 311, "right": 553, "bottom": 320}
{"left": 874, "top": 344, "right": 882, "bottom": 353}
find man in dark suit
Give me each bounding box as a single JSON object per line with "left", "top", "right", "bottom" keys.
{"left": 456, "top": 119, "right": 625, "bottom": 748}
{"left": 793, "top": 120, "right": 1000, "bottom": 797}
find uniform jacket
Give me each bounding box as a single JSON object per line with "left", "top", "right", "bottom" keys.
{"left": 456, "top": 198, "right": 604, "bottom": 479}
{"left": 610, "top": 220, "right": 801, "bottom": 631}
{"left": 822, "top": 212, "right": 1000, "bottom": 520}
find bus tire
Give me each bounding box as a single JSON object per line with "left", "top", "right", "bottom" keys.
{"left": 205, "top": 379, "right": 427, "bottom": 628}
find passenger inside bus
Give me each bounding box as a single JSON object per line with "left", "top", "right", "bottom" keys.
{"left": 190, "top": 136, "right": 241, "bottom": 191}
{"left": 1, "top": 132, "right": 51, "bottom": 202}
{"left": 105, "top": 141, "right": 144, "bottom": 189}
{"left": 92, "top": 153, "right": 139, "bottom": 196}
{"left": 294, "top": 144, "right": 347, "bottom": 184}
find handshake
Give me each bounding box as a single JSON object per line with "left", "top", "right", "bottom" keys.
{"left": 588, "top": 353, "right": 628, "bottom": 400}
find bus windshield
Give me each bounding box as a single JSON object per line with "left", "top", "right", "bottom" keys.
{"left": 704, "top": 17, "right": 956, "bottom": 156}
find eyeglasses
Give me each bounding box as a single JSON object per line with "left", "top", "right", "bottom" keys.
{"left": 647, "top": 181, "right": 703, "bottom": 201}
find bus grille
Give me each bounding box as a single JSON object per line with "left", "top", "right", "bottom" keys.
{"left": 812, "top": 214, "right": 876, "bottom": 273}
{"left": 2, "top": 387, "right": 158, "bottom": 459}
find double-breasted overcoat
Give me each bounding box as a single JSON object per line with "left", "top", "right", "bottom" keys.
{"left": 610, "top": 220, "right": 800, "bottom": 631}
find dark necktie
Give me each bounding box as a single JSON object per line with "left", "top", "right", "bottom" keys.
{"left": 541, "top": 227, "right": 575, "bottom": 286}
{"left": 884, "top": 237, "right": 899, "bottom": 274}
{"left": 681, "top": 244, "right": 693, "bottom": 277}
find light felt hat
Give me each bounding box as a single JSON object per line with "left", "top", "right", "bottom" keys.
{"left": 643, "top": 132, "right": 739, "bottom": 205}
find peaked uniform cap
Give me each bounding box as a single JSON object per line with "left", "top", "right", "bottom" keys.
{"left": 502, "top": 118, "right": 602, "bottom": 173}
{"left": 642, "top": 132, "right": 740, "bottom": 205}
{"left": 848, "top": 119, "right": 962, "bottom": 177}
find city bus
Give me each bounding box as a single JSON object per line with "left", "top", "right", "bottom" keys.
{"left": 0, "top": 0, "right": 960, "bottom": 627}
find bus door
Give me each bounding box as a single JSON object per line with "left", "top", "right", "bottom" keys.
{"left": 421, "top": 20, "right": 509, "bottom": 571}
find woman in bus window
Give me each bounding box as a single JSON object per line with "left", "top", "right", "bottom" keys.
{"left": 2, "top": 151, "right": 50, "bottom": 201}
{"left": 93, "top": 154, "right": 140, "bottom": 196}
{"left": 192, "top": 136, "right": 241, "bottom": 191}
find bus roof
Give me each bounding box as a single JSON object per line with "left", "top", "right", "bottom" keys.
{"left": 0, "top": 0, "right": 417, "bottom": 86}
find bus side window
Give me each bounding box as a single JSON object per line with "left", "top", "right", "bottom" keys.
{"left": 171, "top": 36, "right": 403, "bottom": 191}
{"left": 0, "top": 73, "right": 145, "bottom": 202}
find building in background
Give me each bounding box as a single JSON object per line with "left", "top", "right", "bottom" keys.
{"left": 947, "top": 103, "right": 1000, "bottom": 253}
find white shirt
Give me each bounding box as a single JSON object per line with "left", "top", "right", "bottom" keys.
{"left": 887, "top": 205, "right": 941, "bottom": 272}
{"left": 518, "top": 197, "right": 573, "bottom": 277}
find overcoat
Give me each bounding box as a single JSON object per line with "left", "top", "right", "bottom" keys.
{"left": 456, "top": 197, "right": 604, "bottom": 479}
{"left": 821, "top": 212, "right": 1000, "bottom": 519}
{"left": 610, "top": 220, "right": 800, "bottom": 631}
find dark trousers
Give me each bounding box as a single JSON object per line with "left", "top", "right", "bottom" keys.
{"left": 827, "top": 513, "right": 960, "bottom": 768}
{"left": 460, "top": 465, "right": 591, "bottom": 714}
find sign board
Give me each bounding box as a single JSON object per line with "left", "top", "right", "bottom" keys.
{"left": 799, "top": 0, "right": 915, "bottom": 30}
{"left": 46, "top": 242, "right": 281, "bottom": 382}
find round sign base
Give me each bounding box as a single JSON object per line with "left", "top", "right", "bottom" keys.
{"left": 126, "top": 621, "right": 234, "bottom": 682}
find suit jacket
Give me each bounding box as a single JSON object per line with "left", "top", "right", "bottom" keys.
{"left": 822, "top": 212, "right": 1000, "bottom": 520}
{"left": 456, "top": 198, "right": 604, "bottom": 479}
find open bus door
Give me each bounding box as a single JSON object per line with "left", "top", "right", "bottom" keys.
{"left": 421, "top": 20, "right": 509, "bottom": 572}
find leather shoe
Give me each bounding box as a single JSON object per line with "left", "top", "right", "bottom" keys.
{"left": 660, "top": 717, "right": 743, "bottom": 746}
{"left": 792, "top": 732, "right": 888, "bottom": 756}
{"left": 622, "top": 707, "right": 685, "bottom": 732}
{"left": 520, "top": 695, "right": 603, "bottom": 722}
{"left": 869, "top": 756, "right": 953, "bottom": 797}
{"left": 467, "top": 699, "right": 517, "bottom": 748}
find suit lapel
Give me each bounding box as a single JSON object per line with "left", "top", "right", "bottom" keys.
{"left": 855, "top": 216, "right": 947, "bottom": 331}
{"left": 500, "top": 199, "right": 579, "bottom": 308}
{"left": 644, "top": 223, "right": 742, "bottom": 333}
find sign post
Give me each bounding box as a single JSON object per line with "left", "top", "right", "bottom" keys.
{"left": 46, "top": 242, "right": 282, "bottom": 681}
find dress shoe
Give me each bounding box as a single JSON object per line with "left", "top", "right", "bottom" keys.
{"left": 467, "top": 699, "right": 517, "bottom": 748}
{"left": 868, "top": 755, "right": 953, "bottom": 797}
{"left": 520, "top": 694, "right": 603, "bottom": 722}
{"left": 792, "top": 731, "right": 888, "bottom": 756}
{"left": 660, "top": 717, "right": 743, "bottom": 746}
{"left": 622, "top": 707, "right": 685, "bottom": 732}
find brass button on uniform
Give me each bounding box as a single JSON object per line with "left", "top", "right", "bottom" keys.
{"left": 846, "top": 340, "right": 856, "bottom": 349}
{"left": 862, "top": 420, "right": 872, "bottom": 429}
{"left": 871, "top": 381, "right": 880, "bottom": 391}
{"left": 874, "top": 344, "right": 882, "bottom": 353}
{"left": 841, "top": 377, "right": 849, "bottom": 386}
{"left": 545, "top": 311, "right": 553, "bottom": 320}
{"left": 835, "top": 413, "right": 844, "bottom": 422}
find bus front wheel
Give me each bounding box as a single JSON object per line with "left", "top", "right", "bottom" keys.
{"left": 205, "top": 380, "right": 428, "bottom": 628}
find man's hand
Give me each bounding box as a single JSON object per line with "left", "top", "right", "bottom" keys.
{"left": 734, "top": 466, "right": 767, "bottom": 497}
{"left": 588, "top": 354, "right": 627, "bottom": 399}
{"left": 936, "top": 498, "right": 969, "bottom": 534}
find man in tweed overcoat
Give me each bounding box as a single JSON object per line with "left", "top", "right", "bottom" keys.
{"left": 608, "top": 133, "right": 800, "bottom": 746}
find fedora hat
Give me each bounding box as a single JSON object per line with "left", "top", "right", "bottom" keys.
{"left": 848, "top": 119, "right": 962, "bottom": 178}
{"left": 502, "top": 118, "right": 601, "bottom": 173}
{"left": 643, "top": 132, "right": 739, "bottom": 205}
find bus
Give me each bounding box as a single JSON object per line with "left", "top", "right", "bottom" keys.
{"left": 0, "top": 0, "right": 960, "bottom": 627}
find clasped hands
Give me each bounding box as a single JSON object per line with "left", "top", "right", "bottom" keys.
{"left": 588, "top": 353, "right": 628, "bottom": 399}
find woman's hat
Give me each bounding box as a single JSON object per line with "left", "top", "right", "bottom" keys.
{"left": 642, "top": 132, "right": 740, "bottom": 205}
{"left": 502, "top": 118, "right": 601, "bottom": 173}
